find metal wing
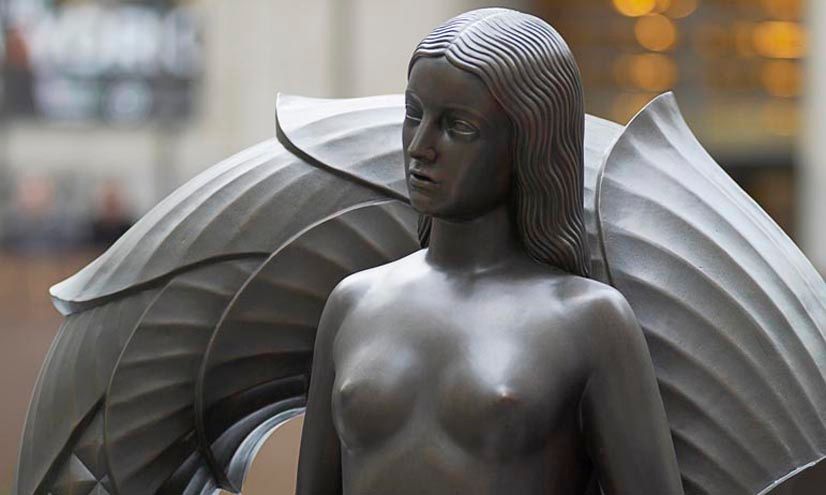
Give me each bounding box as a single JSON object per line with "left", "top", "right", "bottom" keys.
{"left": 595, "top": 92, "right": 826, "bottom": 495}
{"left": 14, "top": 95, "right": 421, "bottom": 495}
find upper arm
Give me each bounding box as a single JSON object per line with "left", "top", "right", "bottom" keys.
{"left": 579, "top": 289, "right": 684, "bottom": 495}
{"left": 296, "top": 276, "right": 363, "bottom": 494}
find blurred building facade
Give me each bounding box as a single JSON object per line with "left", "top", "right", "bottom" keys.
{"left": 0, "top": 0, "right": 530, "bottom": 227}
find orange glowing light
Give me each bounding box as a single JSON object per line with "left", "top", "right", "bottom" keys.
{"left": 612, "top": 0, "right": 656, "bottom": 17}
{"left": 760, "top": 60, "right": 802, "bottom": 98}
{"left": 635, "top": 14, "right": 678, "bottom": 51}
{"left": 753, "top": 21, "right": 806, "bottom": 59}
{"left": 654, "top": 0, "right": 672, "bottom": 13}
{"left": 628, "top": 53, "right": 677, "bottom": 92}
{"left": 760, "top": 0, "right": 802, "bottom": 20}
{"left": 666, "top": 0, "right": 699, "bottom": 19}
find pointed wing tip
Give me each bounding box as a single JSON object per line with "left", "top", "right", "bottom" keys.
{"left": 626, "top": 92, "right": 682, "bottom": 129}
{"left": 611, "top": 91, "right": 697, "bottom": 157}
{"left": 48, "top": 288, "right": 73, "bottom": 316}
{"left": 274, "top": 92, "right": 299, "bottom": 111}
{"left": 49, "top": 273, "right": 89, "bottom": 315}
{"left": 646, "top": 91, "right": 677, "bottom": 108}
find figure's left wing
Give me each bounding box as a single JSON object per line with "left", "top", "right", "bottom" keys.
{"left": 593, "top": 93, "right": 826, "bottom": 495}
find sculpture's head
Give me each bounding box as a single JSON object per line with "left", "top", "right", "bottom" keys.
{"left": 405, "top": 8, "right": 590, "bottom": 277}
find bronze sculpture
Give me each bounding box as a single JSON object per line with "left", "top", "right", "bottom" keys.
{"left": 14, "top": 7, "right": 826, "bottom": 495}
{"left": 297, "top": 10, "right": 682, "bottom": 494}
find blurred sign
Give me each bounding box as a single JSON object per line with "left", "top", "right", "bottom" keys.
{"left": 1, "top": 0, "right": 202, "bottom": 123}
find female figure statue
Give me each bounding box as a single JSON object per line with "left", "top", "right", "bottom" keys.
{"left": 297, "top": 9, "right": 684, "bottom": 494}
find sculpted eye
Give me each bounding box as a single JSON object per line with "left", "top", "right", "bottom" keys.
{"left": 450, "top": 118, "right": 479, "bottom": 137}
{"left": 405, "top": 104, "right": 422, "bottom": 123}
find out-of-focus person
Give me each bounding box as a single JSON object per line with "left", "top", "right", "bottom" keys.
{"left": 89, "top": 179, "right": 134, "bottom": 249}
{"left": 1, "top": 175, "right": 83, "bottom": 254}
{"left": 2, "top": 26, "right": 35, "bottom": 115}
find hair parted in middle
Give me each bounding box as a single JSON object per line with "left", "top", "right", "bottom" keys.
{"left": 408, "top": 8, "right": 591, "bottom": 277}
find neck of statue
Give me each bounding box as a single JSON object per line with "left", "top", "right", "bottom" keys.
{"left": 425, "top": 203, "right": 523, "bottom": 273}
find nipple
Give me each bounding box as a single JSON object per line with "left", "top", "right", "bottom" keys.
{"left": 493, "top": 386, "right": 521, "bottom": 406}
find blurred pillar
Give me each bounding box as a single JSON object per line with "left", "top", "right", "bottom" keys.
{"left": 173, "top": 0, "right": 338, "bottom": 181}
{"left": 330, "top": 0, "right": 356, "bottom": 97}
{"left": 0, "top": 0, "right": 10, "bottom": 231}
{"left": 801, "top": 0, "right": 826, "bottom": 272}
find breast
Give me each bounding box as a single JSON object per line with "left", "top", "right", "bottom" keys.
{"left": 436, "top": 337, "right": 569, "bottom": 462}
{"left": 332, "top": 322, "right": 579, "bottom": 461}
{"left": 332, "top": 341, "right": 423, "bottom": 451}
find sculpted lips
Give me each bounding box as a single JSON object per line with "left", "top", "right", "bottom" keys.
{"left": 408, "top": 168, "right": 438, "bottom": 188}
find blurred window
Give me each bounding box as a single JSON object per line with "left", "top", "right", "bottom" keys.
{"left": 0, "top": 0, "right": 202, "bottom": 124}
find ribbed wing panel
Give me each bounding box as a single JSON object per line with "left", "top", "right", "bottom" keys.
{"left": 15, "top": 290, "right": 159, "bottom": 495}
{"left": 196, "top": 201, "right": 419, "bottom": 491}
{"left": 103, "top": 258, "right": 265, "bottom": 495}
{"left": 596, "top": 92, "right": 826, "bottom": 495}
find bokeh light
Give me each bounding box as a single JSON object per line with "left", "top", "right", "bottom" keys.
{"left": 753, "top": 21, "right": 807, "bottom": 59}
{"left": 635, "top": 14, "right": 678, "bottom": 51}
{"left": 760, "top": 0, "right": 803, "bottom": 21}
{"left": 615, "top": 53, "right": 678, "bottom": 91}
{"left": 760, "top": 60, "right": 802, "bottom": 98}
{"left": 654, "top": 0, "right": 672, "bottom": 13}
{"left": 665, "top": 0, "right": 699, "bottom": 19}
{"left": 612, "top": 0, "right": 656, "bottom": 17}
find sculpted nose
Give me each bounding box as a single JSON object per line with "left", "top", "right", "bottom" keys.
{"left": 407, "top": 126, "right": 437, "bottom": 163}
{"left": 409, "top": 145, "right": 436, "bottom": 163}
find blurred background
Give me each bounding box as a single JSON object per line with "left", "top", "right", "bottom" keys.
{"left": 0, "top": 0, "right": 822, "bottom": 493}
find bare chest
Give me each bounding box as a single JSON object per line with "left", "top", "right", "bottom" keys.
{"left": 331, "top": 293, "right": 587, "bottom": 461}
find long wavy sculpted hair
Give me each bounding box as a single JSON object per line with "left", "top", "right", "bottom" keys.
{"left": 409, "top": 8, "right": 590, "bottom": 277}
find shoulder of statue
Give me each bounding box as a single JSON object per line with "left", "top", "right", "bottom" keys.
{"left": 553, "top": 277, "right": 642, "bottom": 354}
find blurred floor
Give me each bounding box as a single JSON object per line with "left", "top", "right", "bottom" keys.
{"left": 0, "top": 252, "right": 97, "bottom": 494}
{"left": 226, "top": 416, "right": 304, "bottom": 495}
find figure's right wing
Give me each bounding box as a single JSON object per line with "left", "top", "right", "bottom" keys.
{"left": 14, "top": 94, "right": 422, "bottom": 495}
{"left": 594, "top": 93, "right": 826, "bottom": 495}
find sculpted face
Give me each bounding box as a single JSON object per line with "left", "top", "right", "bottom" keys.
{"left": 403, "top": 56, "right": 513, "bottom": 221}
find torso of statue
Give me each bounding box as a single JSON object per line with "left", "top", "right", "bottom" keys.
{"left": 330, "top": 250, "right": 609, "bottom": 494}
{"left": 297, "top": 10, "right": 684, "bottom": 495}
